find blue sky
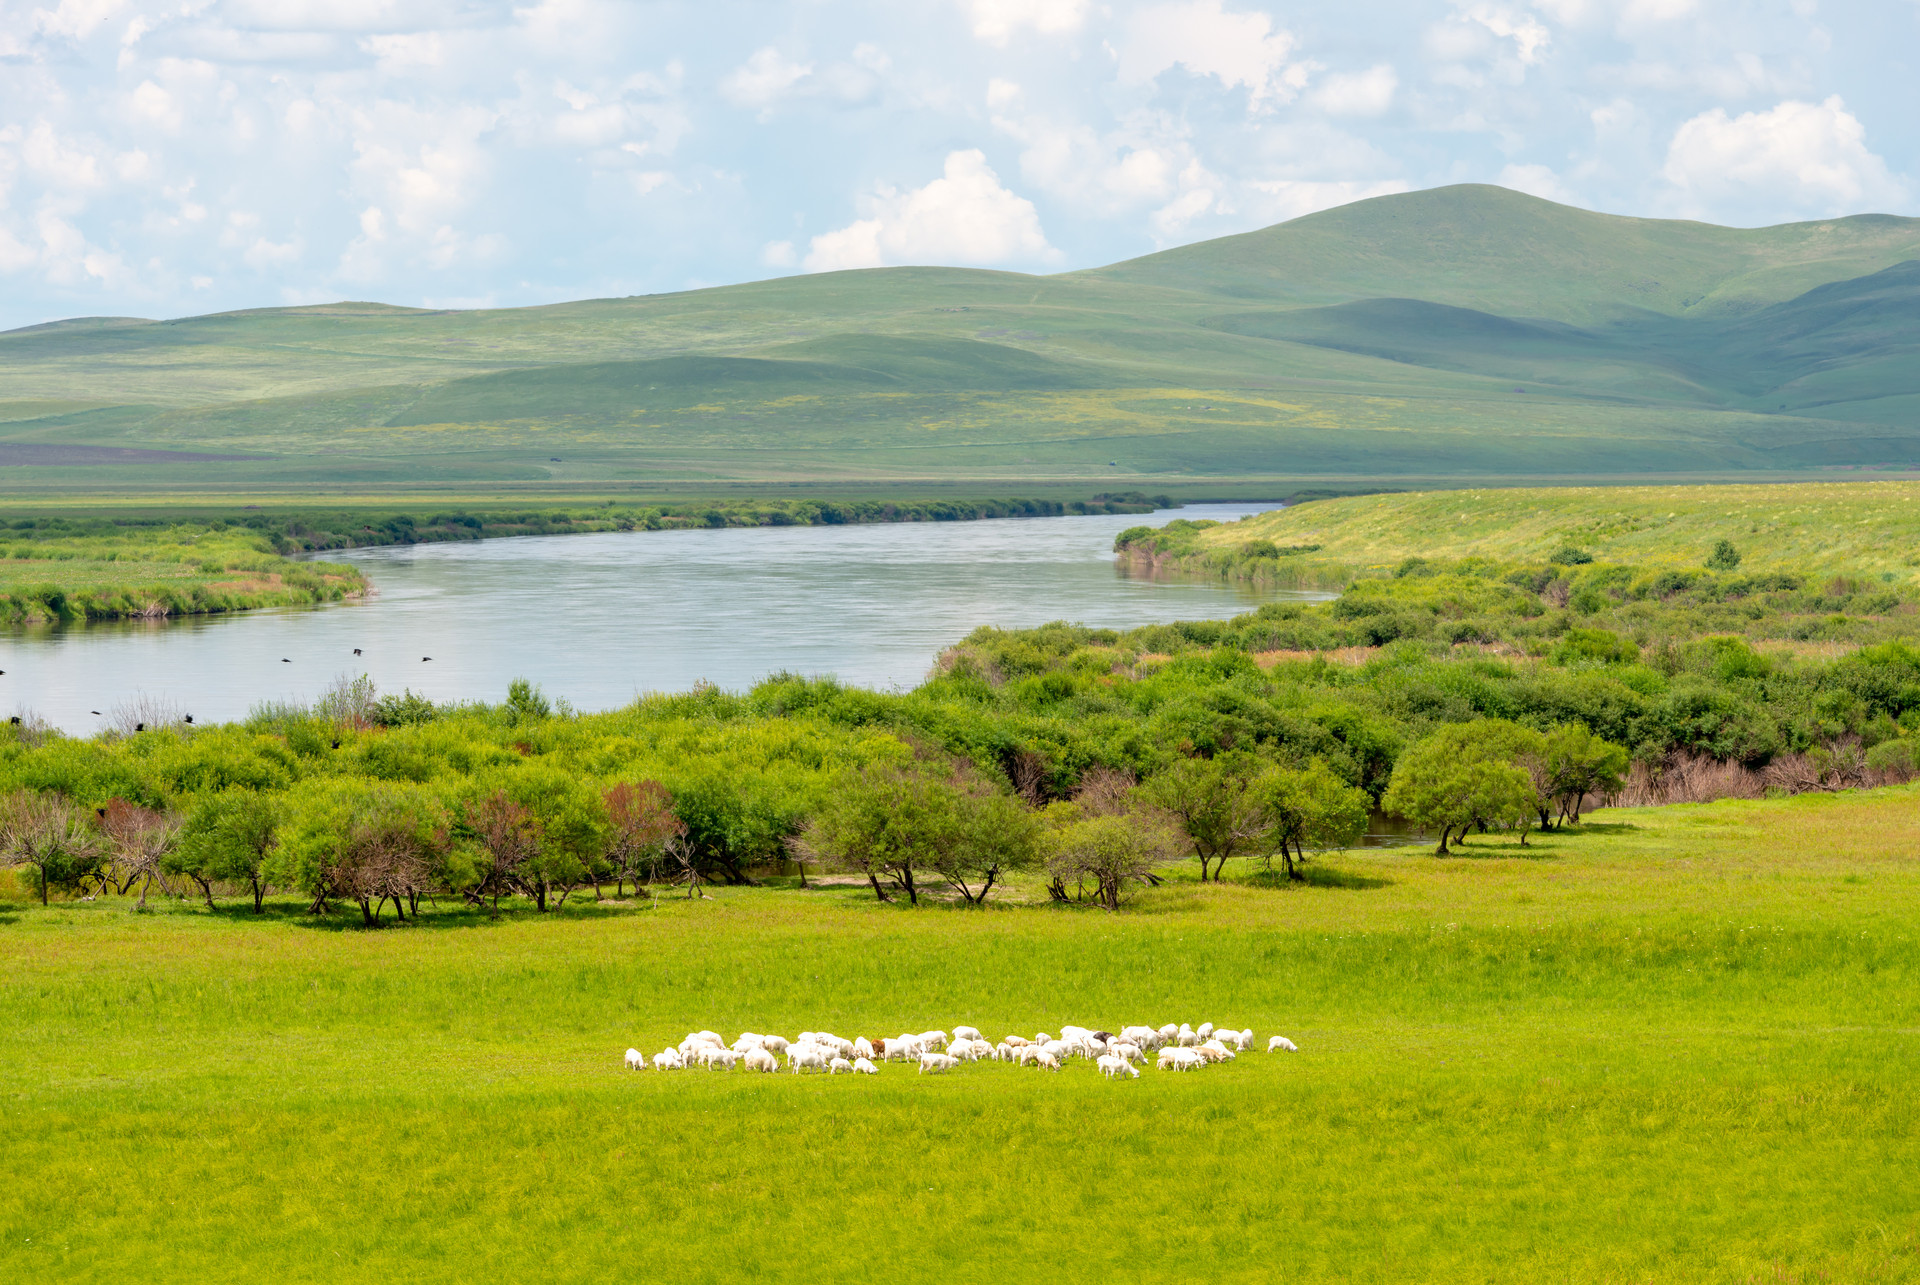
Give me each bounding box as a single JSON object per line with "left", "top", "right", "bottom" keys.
{"left": 0, "top": 0, "right": 1914, "bottom": 329}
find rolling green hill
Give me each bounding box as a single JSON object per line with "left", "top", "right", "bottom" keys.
{"left": 2, "top": 184, "right": 1918, "bottom": 499}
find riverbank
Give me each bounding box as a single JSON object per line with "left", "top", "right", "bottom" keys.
{"left": 0, "top": 491, "right": 1180, "bottom": 624}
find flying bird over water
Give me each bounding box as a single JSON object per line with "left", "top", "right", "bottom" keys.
{"left": 281, "top": 658, "right": 291, "bottom": 663}
{"left": 90, "top": 710, "right": 100, "bottom": 715}
{"left": 423, "top": 657, "right": 432, "bottom": 662}
{"left": 353, "top": 648, "right": 362, "bottom": 656}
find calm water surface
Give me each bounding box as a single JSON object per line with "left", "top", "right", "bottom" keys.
{"left": 6, "top": 505, "right": 1325, "bottom": 733}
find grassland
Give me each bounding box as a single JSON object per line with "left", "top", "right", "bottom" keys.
{"left": 4, "top": 185, "right": 1919, "bottom": 499}
{"left": 1, "top": 785, "right": 1916, "bottom": 1282}
{"left": 1161, "top": 479, "right": 1920, "bottom": 587}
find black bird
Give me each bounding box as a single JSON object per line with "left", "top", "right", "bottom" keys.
{"left": 184, "top": 714, "right": 193, "bottom": 724}
{"left": 422, "top": 656, "right": 432, "bottom": 662}
{"left": 281, "top": 658, "right": 291, "bottom": 663}
{"left": 90, "top": 710, "right": 101, "bottom": 715}
{"left": 8, "top": 716, "right": 19, "bottom": 725}
{"left": 353, "top": 648, "right": 362, "bottom": 656}
{"left": 135, "top": 722, "right": 144, "bottom": 732}
{"left": 331, "top": 740, "right": 340, "bottom": 750}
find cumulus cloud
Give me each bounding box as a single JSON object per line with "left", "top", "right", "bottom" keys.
{"left": 1311, "top": 65, "right": 1398, "bottom": 117}
{"left": 721, "top": 48, "right": 813, "bottom": 112}
{"left": 1117, "top": 0, "right": 1312, "bottom": 110}
{"left": 1662, "top": 96, "right": 1906, "bottom": 218}
{"left": 960, "top": 0, "right": 1090, "bottom": 46}
{"left": 804, "top": 149, "right": 1055, "bottom": 272}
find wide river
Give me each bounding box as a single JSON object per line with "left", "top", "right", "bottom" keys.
{"left": 7, "top": 504, "right": 1324, "bottom": 733}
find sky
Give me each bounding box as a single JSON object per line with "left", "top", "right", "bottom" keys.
{"left": 0, "top": 0, "right": 1915, "bottom": 329}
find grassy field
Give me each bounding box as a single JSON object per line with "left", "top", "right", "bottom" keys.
{"left": 1182, "top": 480, "right": 1920, "bottom": 585}
{"left": 3, "top": 785, "right": 1917, "bottom": 1282}
{"left": 4, "top": 185, "right": 1919, "bottom": 497}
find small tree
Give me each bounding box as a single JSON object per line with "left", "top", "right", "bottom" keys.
{"left": 1707, "top": 539, "right": 1742, "bottom": 572}
{"left": 1043, "top": 803, "right": 1181, "bottom": 912}
{"left": 1541, "top": 724, "right": 1630, "bottom": 825}
{"left": 1261, "top": 759, "right": 1369, "bottom": 880}
{"left": 0, "top": 791, "right": 106, "bottom": 905}
{"left": 172, "top": 791, "right": 280, "bottom": 911}
{"left": 1139, "top": 751, "right": 1269, "bottom": 881}
{"left": 459, "top": 789, "right": 542, "bottom": 914}
{"left": 1382, "top": 722, "right": 1539, "bottom": 855}
{"left": 96, "top": 799, "right": 182, "bottom": 905}
{"left": 796, "top": 761, "right": 1031, "bottom": 905}
{"left": 602, "top": 780, "right": 684, "bottom": 897}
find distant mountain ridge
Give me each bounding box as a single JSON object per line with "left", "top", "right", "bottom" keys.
{"left": 2, "top": 184, "right": 1917, "bottom": 493}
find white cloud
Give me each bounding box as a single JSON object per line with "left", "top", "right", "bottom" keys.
{"left": 1311, "top": 65, "right": 1398, "bottom": 117}
{"left": 1246, "top": 178, "right": 1413, "bottom": 223}
{"left": 761, "top": 239, "right": 796, "bottom": 267}
{"left": 1662, "top": 96, "right": 1906, "bottom": 218}
{"left": 1498, "top": 162, "right": 1582, "bottom": 205}
{"left": 804, "top": 149, "right": 1055, "bottom": 272}
{"left": 961, "top": 0, "right": 1090, "bottom": 46}
{"left": 721, "top": 48, "right": 813, "bottom": 112}
{"left": 1117, "top": 0, "right": 1312, "bottom": 110}
{"left": 33, "top": 0, "right": 125, "bottom": 41}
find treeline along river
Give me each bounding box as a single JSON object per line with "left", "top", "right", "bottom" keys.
{"left": 3, "top": 505, "right": 1315, "bottom": 734}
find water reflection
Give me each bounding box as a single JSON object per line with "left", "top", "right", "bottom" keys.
{"left": 5, "top": 504, "right": 1327, "bottom": 734}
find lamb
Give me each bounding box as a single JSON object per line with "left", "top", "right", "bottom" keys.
{"left": 852, "top": 1056, "right": 878, "bottom": 1074}
{"left": 853, "top": 1037, "right": 876, "bottom": 1061}
{"left": 624, "top": 1047, "right": 645, "bottom": 1071}
{"left": 918, "top": 1052, "right": 960, "bottom": 1074}
{"left": 742, "top": 1048, "right": 779, "bottom": 1074}
{"left": 1267, "top": 1036, "right": 1298, "bottom": 1053}
{"left": 829, "top": 1057, "right": 853, "bottom": 1075}
{"left": 953, "top": 1025, "right": 982, "bottom": 1042}
{"left": 1032, "top": 1050, "right": 1061, "bottom": 1072}
{"left": 788, "top": 1045, "right": 829, "bottom": 1074}
{"left": 652, "top": 1049, "right": 683, "bottom": 1071}
{"left": 1097, "top": 1054, "right": 1139, "bottom": 1080}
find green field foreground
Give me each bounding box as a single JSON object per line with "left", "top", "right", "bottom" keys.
{"left": 3, "top": 786, "right": 1917, "bottom": 1282}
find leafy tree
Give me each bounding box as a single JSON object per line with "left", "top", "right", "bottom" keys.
{"left": 1043, "top": 811, "right": 1179, "bottom": 911}
{"left": 1707, "top": 539, "right": 1742, "bottom": 571}
{"left": 457, "top": 788, "right": 541, "bottom": 914}
{"left": 1539, "top": 724, "right": 1630, "bottom": 826}
{"left": 601, "top": 780, "right": 684, "bottom": 897}
{"left": 1139, "top": 751, "right": 1269, "bottom": 881}
{"left": 505, "top": 678, "right": 552, "bottom": 724}
{"left": 1381, "top": 722, "right": 1539, "bottom": 855}
{"left": 500, "top": 765, "right": 608, "bottom": 911}
{"left": 95, "top": 798, "right": 181, "bottom": 905}
{"left": 171, "top": 790, "right": 281, "bottom": 910}
{"left": 1261, "top": 759, "right": 1369, "bottom": 880}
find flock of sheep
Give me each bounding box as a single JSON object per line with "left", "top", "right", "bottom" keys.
{"left": 624, "top": 1022, "right": 1300, "bottom": 1079}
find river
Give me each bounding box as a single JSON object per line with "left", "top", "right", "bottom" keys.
{"left": 4, "top": 504, "right": 1326, "bottom": 734}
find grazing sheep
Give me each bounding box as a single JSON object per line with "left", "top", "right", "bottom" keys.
{"left": 829, "top": 1057, "right": 853, "bottom": 1075}
{"left": 1197, "top": 1022, "right": 1215, "bottom": 1040}
{"left": 761, "top": 1035, "right": 791, "bottom": 1056}
{"left": 788, "top": 1045, "right": 829, "bottom": 1074}
{"left": 679, "top": 1033, "right": 723, "bottom": 1060}
{"left": 653, "top": 1049, "right": 683, "bottom": 1071}
{"left": 953, "top": 1025, "right": 982, "bottom": 1042}
{"left": 1229, "top": 1029, "right": 1254, "bottom": 1051}
{"left": 734, "top": 1032, "right": 766, "bottom": 1050}
{"left": 1157, "top": 1023, "right": 1180, "bottom": 1043}
{"left": 918, "top": 1031, "right": 949, "bottom": 1052}
{"left": 1060, "top": 1025, "right": 1094, "bottom": 1043}
{"left": 1002, "top": 1035, "right": 1032, "bottom": 1049}
{"left": 1041, "top": 1040, "right": 1071, "bottom": 1064}
{"left": 698, "top": 1046, "right": 740, "bottom": 1071}
{"left": 1268, "top": 1036, "right": 1298, "bottom": 1053}
{"left": 1111, "top": 1041, "right": 1143, "bottom": 1064}
{"left": 1032, "top": 1051, "right": 1061, "bottom": 1072}
{"left": 815, "top": 1035, "right": 855, "bottom": 1060}
{"left": 994, "top": 1042, "right": 1014, "bottom": 1062}
{"left": 1176, "top": 1024, "right": 1200, "bottom": 1048}
{"left": 624, "top": 1047, "right": 645, "bottom": 1071}
{"left": 1097, "top": 1054, "right": 1140, "bottom": 1080}
{"left": 853, "top": 1037, "right": 875, "bottom": 1061}
{"left": 1015, "top": 1045, "right": 1042, "bottom": 1066}
{"left": 742, "top": 1048, "right": 779, "bottom": 1074}
{"left": 951, "top": 1039, "right": 988, "bottom": 1062}
{"left": 853, "top": 1056, "right": 878, "bottom": 1074}
{"left": 1121, "top": 1025, "right": 1157, "bottom": 1048}
{"left": 918, "top": 1052, "right": 960, "bottom": 1074}
{"left": 880, "top": 1038, "right": 912, "bottom": 1062}
{"left": 1034, "top": 1032, "right": 1054, "bottom": 1046}
{"left": 1197, "top": 1040, "right": 1233, "bottom": 1063}
{"left": 1157, "top": 1047, "right": 1203, "bottom": 1072}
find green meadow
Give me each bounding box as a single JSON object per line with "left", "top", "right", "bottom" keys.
{"left": 3, "top": 786, "right": 1917, "bottom": 1283}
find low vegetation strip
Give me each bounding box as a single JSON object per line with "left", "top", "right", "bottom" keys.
{"left": 1142, "top": 480, "right": 1920, "bottom": 583}
{"left": 0, "top": 523, "right": 363, "bottom": 624}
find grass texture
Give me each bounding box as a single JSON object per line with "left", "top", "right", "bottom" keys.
{"left": 1193, "top": 480, "right": 1920, "bottom": 583}
{"left": 3, "top": 185, "right": 1919, "bottom": 497}
{"left": 2, "top": 785, "right": 1917, "bottom": 1282}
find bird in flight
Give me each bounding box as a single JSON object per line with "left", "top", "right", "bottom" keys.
{"left": 353, "top": 648, "right": 362, "bottom": 656}
{"left": 423, "top": 656, "right": 433, "bottom": 662}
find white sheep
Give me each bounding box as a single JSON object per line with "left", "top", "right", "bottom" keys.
{"left": 853, "top": 1037, "right": 876, "bottom": 1061}
{"left": 1040, "top": 1039, "right": 1071, "bottom": 1063}
{"left": 853, "top": 1056, "right": 878, "bottom": 1075}
{"left": 1197, "top": 1040, "right": 1233, "bottom": 1063}
{"left": 699, "top": 1046, "right": 740, "bottom": 1071}
{"left": 679, "top": 1032, "right": 724, "bottom": 1060}
{"left": 880, "top": 1037, "right": 912, "bottom": 1062}
{"left": 1176, "top": 1024, "right": 1200, "bottom": 1047}
{"left": 653, "top": 1049, "right": 683, "bottom": 1071}
{"left": 1015, "top": 1045, "right": 1042, "bottom": 1066}
{"left": 994, "top": 1042, "right": 1014, "bottom": 1062}
{"left": 1111, "top": 1041, "right": 1143, "bottom": 1064}
{"left": 1267, "top": 1035, "right": 1298, "bottom": 1053}
{"left": 1158, "top": 1047, "right": 1203, "bottom": 1072}
{"left": 1032, "top": 1050, "right": 1061, "bottom": 1072}
{"left": 1097, "top": 1054, "right": 1139, "bottom": 1080}
{"left": 1157, "top": 1023, "right": 1180, "bottom": 1043}
{"left": 918, "top": 1052, "right": 960, "bottom": 1074}
{"left": 917, "top": 1030, "right": 949, "bottom": 1052}
{"left": 1121, "top": 1026, "right": 1159, "bottom": 1050}
{"left": 761, "top": 1035, "right": 791, "bottom": 1056}
{"left": 1197, "top": 1022, "right": 1214, "bottom": 1040}
{"left": 953, "top": 1025, "right": 982, "bottom": 1042}
{"left": 1001, "top": 1035, "right": 1032, "bottom": 1049}
{"left": 1060, "top": 1025, "right": 1094, "bottom": 1043}
{"left": 829, "top": 1057, "right": 853, "bottom": 1075}
{"left": 815, "top": 1035, "right": 855, "bottom": 1060}
{"left": 1034, "top": 1032, "right": 1054, "bottom": 1046}
{"left": 1229, "top": 1028, "right": 1254, "bottom": 1051}
{"left": 733, "top": 1032, "right": 766, "bottom": 1051}
{"left": 742, "top": 1048, "right": 779, "bottom": 1074}
{"left": 951, "top": 1039, "right": 983, "bottom": 1062}
{"left": 624, "top": 1047, "right": 645, "bottom": 1071}
{"left": 788, "top": 1045, "right": 829, "bottom": 1074}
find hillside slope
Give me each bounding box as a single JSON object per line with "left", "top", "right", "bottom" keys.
{"left": 1, "top": 186, "right": 1916, "bottom": 496}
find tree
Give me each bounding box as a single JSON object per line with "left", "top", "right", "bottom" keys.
{"left": 1381, "top": 722, "right": 1540, "bottom": 855}
{"left": 1540, "top": 724, "right": 1630, "bottom": 826}
{"left": 96, "top": 798, "right": 182, "bottom": 906}
{"left": 502, "top": 766, "right": 608, "bottom": 911}
{"left": 1261, "top": 759, "right": 1369, "bottom": 880}
{"left": 1138, "top": 751, "right": 1269, "bottom": 881}
{"left": 1707, "top": 539, "right": 1742, "bottom": 571}
{"left": 458, "top": 789, "right": 542, "bottom": 914}
{"left": 0, "top": 791, "right": 106, "bottom": 905}
{"left": 1044, "top": 812, "right": 1180, "bottom": 911}
{"left": 601, "top": 780, "right": 684, "bottom": 897}
{"left": 171, "top": 791, "right": 280, "bottom": 911}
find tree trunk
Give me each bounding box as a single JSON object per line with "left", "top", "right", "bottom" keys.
{"left": 251, "top": 877, "right": 266, "bottom": 913}
{"left": 1434, "top": 824, "right": 1451, "bottom": 856}
{"left": 900, "top": 865, "right": 918, "bottom": 906}
{"left": 866, "top": 872, "right": 891, "bottom": 902}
